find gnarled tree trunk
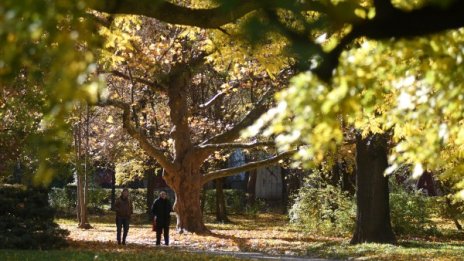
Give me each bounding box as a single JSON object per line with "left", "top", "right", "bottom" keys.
{"left": 165, "top": 168, "right": 208, "bottom": 234}
{"left": 350, "top": 133, "right": 395, "bottom": 244}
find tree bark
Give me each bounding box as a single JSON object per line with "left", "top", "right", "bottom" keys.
{"left": 77, "top": 104, "right": 92, "bottom": 229}
{"left": 167, "top": 170, "right": 208, "bottom": 233}
{"left": 280, "top": 168, "right": 288, "bottom": 214}
{"left": 110, "top": 167, "right": 116, "bottom": 211}
{"left": 350, "top": 133, "right": 395, "bottom": 244}
{"left": 215, "top": 177, "right": 229, "bottom": 222}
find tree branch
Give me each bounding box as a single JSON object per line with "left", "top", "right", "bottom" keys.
{"left": 108, "top": 70, "right": 167, "bottom": 91}
{"left": 197, "top": 141, "right": 274, "bottom": 150}
{"left": 312, "top": 1, "right": 464, "bottom": 82}
{"left": 198, "top": 90, "right": 226, "bottom": 109}
{"left": 355, "top": 1, "right": 464, "bottom": 39}
{"left": 198, "top": 81, "right": 239, "bottom": 109}
{"left": 96, "top": 99, "right": 176, "bottom": 173}
{"left": 200, "top": 88, "right": 274, "bottom": 145}
{"left": 90, "top": 0, "right": 329, "bottom": 28}
{"left": 201, "top": 149, "right": 296, "bottom": 184}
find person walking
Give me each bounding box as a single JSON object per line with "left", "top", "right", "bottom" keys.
{"left": 114, "top": 188, "right": 133, "bottom": 245}
{"left": 151, "top": 190, "right": 172, "bottom": 246}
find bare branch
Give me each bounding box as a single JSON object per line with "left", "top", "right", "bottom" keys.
{"left": 108, "top": 70, "right": 167, "bottom": 91}
{"left": 198, "top": 81, "right": 239, "bottom": 109}
{"left": 201, "top": 88, "right": 274, "bottom": 145}
{"left": 198, "top": 91, "right": 226, "bottom": 109}
{"left": 197, "top": 141, "right": 274, "bottom": 150}
{"left": 96, "top": 99, "right": 176, "bottom": 173}
{"left": 201, "top": 149, "right": 296, "bottom": 184}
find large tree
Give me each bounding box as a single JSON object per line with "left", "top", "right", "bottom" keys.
{"left": 94, "top": 16, "right": 294, "bottom": 233}
{"left": 92, "top": 0, "right": 464, "bottom": 243}
{"left": 4, "top": 0, "right": 464, "bottom": 241}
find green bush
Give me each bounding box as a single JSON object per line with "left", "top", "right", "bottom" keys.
{"left": 289, "top": 183, "right": 355, "bottom": 236}
{"left": 0, "top": 184, "right": 69, "bottom": 249}
{"left": 48, "top": 188, "right": 74, "bottom": 214}
{"left": 244, "top": 198, "right": 266, "bottom": 216}
{"left": 389, "top": 182, "right": 438, "bottom": 235}
{"left": 49, "top": 187, "right": 151, "bottom": 215}
{"left": 203, "top": 189, "right": 246, "bottom": 214}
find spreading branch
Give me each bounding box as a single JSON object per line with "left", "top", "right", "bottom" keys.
{"left": 314, "top": 1, "right": 464, "bottom": 82}
{"left": 96, "top": 99, "right": 176, "bottom": 173}
{"left": 197, "top": 141, "right": 274, "bottom": 150}
{"left": 93, "top": 0, "right": 464, "bottom": 83}
{"left": 90, "top": 0, "right": 330, "bottom": 29}
{"left": 201, "top": 149, "right": 296, "bottom": 184}
{"left": 200, "top": 88, "right": 274, "bottom": 146}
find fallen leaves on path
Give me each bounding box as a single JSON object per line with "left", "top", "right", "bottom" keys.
{"left": 59, "top": 214, "right": 345, "bottom": 256}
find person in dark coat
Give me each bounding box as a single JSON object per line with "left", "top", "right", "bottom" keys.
{"left": 114, "top": 188, "right": 133, "bottom": 245}
{"left": 151, "top": 190, "right": 172, "bottom": 245}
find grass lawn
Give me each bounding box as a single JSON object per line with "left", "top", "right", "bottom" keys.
{"left": 0, "top": 247, "right": 240, "bottom": 261}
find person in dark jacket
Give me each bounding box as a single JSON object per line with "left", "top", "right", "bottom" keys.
{"left": 151, "top": 190, "right": 172, "bottom": 245}
{"left": 114, "top": 188, "right": 133, "bottom": 245}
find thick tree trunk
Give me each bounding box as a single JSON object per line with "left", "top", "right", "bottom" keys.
{"left": 215, "top": 177, "right": 229, "bottom": 222}
{"left": 350, "top": 133, "right": 396, "bottom": 244}
{"left": 167, "top": 170, "right": 208, "bottom": 234}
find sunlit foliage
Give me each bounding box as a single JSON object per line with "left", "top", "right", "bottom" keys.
{"left": 253, "top": 29, "right": 464, "bottom": 199}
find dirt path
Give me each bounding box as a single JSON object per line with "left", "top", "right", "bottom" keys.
{"left": 60, "top": 220, "right": 340, "bottom": 260}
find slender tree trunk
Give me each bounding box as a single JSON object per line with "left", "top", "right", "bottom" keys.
{"left": 74, "top": 105, "right": 91, "bottom": 229}
{"left": 78, "top": 105, "right": 91, "bottom": 229}
{"left": 437, "top": 181, "right": 463, "bottom": 231}
{"left": 445, "top": 197, "right": 463, "bottom": 230}
{"left": 201, "top": 186, "right": 206, "bottom": 214}
{"left": 350, "top": 133, "right": 396, "bottom": 244}
{"left": 110, "top": 167, "right": 116, "bottom": 210}
{"left": 215, "top": 177, "right": 229, "bottom": 222}
{"left": 75, "top": 125, "right": 82, "bottom": 222}
{"left": 247, "top": 169, "right": 257, "bottom": 205}
{"left": 146, "top": 167, "right": 156, "bottom": 216}
{"left": 280, "top": 168, "right": 288, "bottom": 214}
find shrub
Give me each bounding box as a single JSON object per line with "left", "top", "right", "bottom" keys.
{"left": 289, "top": 182, "right": 355, "bottom": 236}
{"left": 0, "top": 184, "right": 69, "bottom": 249}
{"left": 49, "top": 187, "right": 152, "bottom": 215}
{"left": 244, "top": 198, "right": 266, "bottom": 216}
{"left": 48, "top": 188, "right": 74, "bottom": 215}
{"left": 203, "top": 189, "right": 246, "bottom": 214}
{"left": 389, "top": 181, "right": 438, "bottom": 235}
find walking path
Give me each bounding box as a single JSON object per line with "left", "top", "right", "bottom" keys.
{"left": 181, "top": 249, "right": 336, "bottom": 260}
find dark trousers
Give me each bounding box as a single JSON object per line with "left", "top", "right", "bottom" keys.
{"left": 116, "top": 216, "right": 130, "bottom": 244}
{"left": 156, "top": 224, "right": 169, "bottom": 245}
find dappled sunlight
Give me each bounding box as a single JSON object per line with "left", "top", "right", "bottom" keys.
{"left": 59, "top": 213, "right": 345, "bottom": 256}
